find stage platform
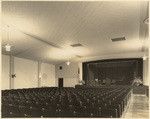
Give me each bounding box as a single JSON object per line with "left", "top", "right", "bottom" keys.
{"left": 75, "top": 85, "right": 149, "bottom": 96}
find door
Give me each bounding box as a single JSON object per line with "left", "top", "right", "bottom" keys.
{"left": 58, "top": 78, "right": 63, "bottom": 88}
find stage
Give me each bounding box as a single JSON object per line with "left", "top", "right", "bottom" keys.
{"left": 75, "top": 85, "right": 149, "bottom": 96}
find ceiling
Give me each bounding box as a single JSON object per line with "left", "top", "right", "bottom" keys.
{"left": 1, "top": 1, "right": 149, "bottom": 64}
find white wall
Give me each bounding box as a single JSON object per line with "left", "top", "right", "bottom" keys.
{"left": 55, "top": 62, "right": 81, "bottom": 87}
{"left": 14, "top": 57, "right": 38, "bottom": 89}
{"left": 63, "top": 78, "right": 78, "bottom": 87}
{"left": 41, "top": 63, "right": 55, "bottom": 87}
{"left": 56, "top": 62, "right": 79, "bottom": 78}
{"left": 2, "top": 55, "right": 10, "bottom": 90}
{"left": 1, "top": 55, "right": 56, "bottom": 90}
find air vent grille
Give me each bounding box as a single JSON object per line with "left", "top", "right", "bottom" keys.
{"left": 70, "top": 43, "right": 83, "bottom": 47}
{"left": 111, "top": 37, "right": 126, "bottom": 42}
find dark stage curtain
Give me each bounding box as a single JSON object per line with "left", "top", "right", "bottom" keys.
{"left": 84, "top": 59, "right": 142, "bottom": 85}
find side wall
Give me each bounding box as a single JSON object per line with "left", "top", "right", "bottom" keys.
{"left": 14, "top": 57, "right": 38, "bottom": 89}
{"left": 2, "top": 54, "right": 56, "bottom": 90}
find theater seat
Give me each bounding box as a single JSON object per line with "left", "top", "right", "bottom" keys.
{"left": 2, "top": 87, "right": 132, "bottom": 118}
{"left": 101, "top": 108, "right": 117, "bottom": 118}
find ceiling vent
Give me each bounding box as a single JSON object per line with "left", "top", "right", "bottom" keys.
{"left": 111, "top": 37, "right": 126, "bottom": 42}
{"left": 70, "top": 43, "right": 83, "bottom": 47}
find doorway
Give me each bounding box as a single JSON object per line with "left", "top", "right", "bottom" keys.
{"left": 58, "top": 78, "right": 63, "bottom": 88}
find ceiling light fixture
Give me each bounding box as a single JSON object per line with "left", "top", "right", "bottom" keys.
{"left": 143, "top": 55, "right": 148, "bottom": 60}
{"left": 66, "top": 60, "right": 71, "bottom": 65}
{"left": 144, "top": 18, "right": 149, "bottom": 24}
{"left": 2, "top": 25, "right": 14, "bottom": 52}
{"left": 3, "top": 44, "right": 13, "bottom": 51}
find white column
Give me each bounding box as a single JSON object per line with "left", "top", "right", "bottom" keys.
{"left": 143, "top": 57, "right": 149, "bottom": 86}
{"left": 79, "top": 62, "right": 83, "bottom": 81}
{"left": 38, "top": 61, "right": 41, "bottom": 87}
{"left": 10, "top": 55, "right": 14, "bottom": 89}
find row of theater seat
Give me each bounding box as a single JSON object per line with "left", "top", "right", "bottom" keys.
{"left": 2, "top": 87, "right": 132, "bottom": 118}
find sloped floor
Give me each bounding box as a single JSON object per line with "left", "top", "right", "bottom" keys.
{"left": 122, "top": 94, "right": 149, "bottom": 118}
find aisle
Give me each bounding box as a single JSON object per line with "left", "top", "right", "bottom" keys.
{"left": 122, "top": 94, "right": 149, "bottom": 118}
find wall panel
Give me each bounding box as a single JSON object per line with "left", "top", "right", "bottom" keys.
{"left": 41, "top": 63, "right": 55, "bottom": 87}
{"left": 2, "top": 55, "right": 10, "bottom": 90}
{"left": 14, "top": 57, "right": 38, "bottom": 89}
{"left": 55, "top": 62, "right": 80, "bottom": 87}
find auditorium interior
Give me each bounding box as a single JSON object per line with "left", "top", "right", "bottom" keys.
{"left": 1, "top": 1, "right": 149, "bottom": 118}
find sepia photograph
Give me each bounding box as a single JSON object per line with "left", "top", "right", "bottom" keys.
{"left": 1, "top": 0, "right": 149, "bottom": 118}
